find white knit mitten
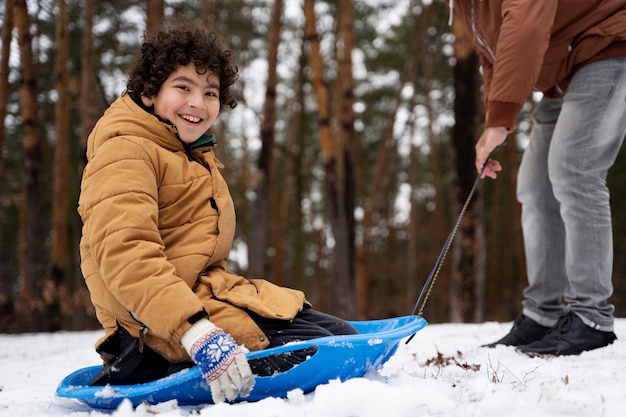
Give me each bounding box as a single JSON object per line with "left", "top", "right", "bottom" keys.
{"left": 181, "top": 319, "right": 255, "bottom": 403}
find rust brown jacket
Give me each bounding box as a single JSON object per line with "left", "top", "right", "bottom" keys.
{"left": 79, "top": 93, "right": 307, "bottom": 363}
{"left": 451, "top": 0, "right": 626, "bottom": 130}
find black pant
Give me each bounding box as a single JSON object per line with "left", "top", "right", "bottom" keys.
{"left": 250, "top": 307, "right": 358, "bottom": 347}
{"left": 247, "top": 308, "right": 358, "bottom": 376}
{"left": 89, "top": 309, "right": 358, "bottom": 385}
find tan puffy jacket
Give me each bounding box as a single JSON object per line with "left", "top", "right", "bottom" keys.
{"left": 451, "top": 0, "right": 626, "bottom": 129}
{"left": 79, "top": 93, "right": 307, "bottom": 362}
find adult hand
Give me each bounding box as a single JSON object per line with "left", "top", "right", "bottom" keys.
{"left": 181, "top": 318, "right": 255, "bottom": 403}
{"left": 475, "top": 126, "right": 508, "bottom": 179}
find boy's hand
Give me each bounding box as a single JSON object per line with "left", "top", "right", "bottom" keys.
{"left": 181, "top": 319, "right": 255, "bottom": 403}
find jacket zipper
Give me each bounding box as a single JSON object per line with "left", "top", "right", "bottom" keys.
{"left": 471, "top": 0, "right": 496, "bottom": 61}
{"left": 167, "top": 120, "right": 214, "bottom": 173}
{"left": 183, "top": 142, "right": 213, "bottom": 174}
{"left": 182, "top": 142, "right": 219, "bottom": 212}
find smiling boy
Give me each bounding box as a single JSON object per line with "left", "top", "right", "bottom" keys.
{"left": 141, "top": 65, "right": 221, "bottom": 143}
{"left": 78, "top": 21, "right": 356, "bottom": 403}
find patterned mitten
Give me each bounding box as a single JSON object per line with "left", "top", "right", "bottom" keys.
{"left": 181, "top": 319, "right": 255, "bottom": 403}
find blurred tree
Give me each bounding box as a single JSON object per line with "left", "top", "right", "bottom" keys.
{"left": 0, "top": 0, "right": 15, "bottom": 324}
{"left": 404, "top": 0, "right": 447, "bottom": 318}
{"left": 49, "top": 0, "right": 71, "bottom": 331}
{"left": 147, "top": 0, "right": 164, "bottom": 30}
{"left": 303, "top": 0, "right": 337, "bottom": 304}
{"left": 334, "top": 0, "right": 358, "bottom": 318}
{"left": 199, "top": 0, "right": 212, "bottom": 23}
{"left": 269, "top": 40, "right": 303, "bottom": 289}
{"left": 0, "top": 0, "right": 11, "bottom": 184}
{"left": 448, "top": 20, "right": 484, "bottom": 323}
{"left": 248, "top": 0, "right": 283, "bottom": 279}
{"left": 354, "top": 0, "right": 455, "bottom": 321}
{"left": 356, "top": 1, "right": 421, "bottom": 319}
{"left": 0, "top": 0, "right": 624, "bottom": 332}
{"left": 70, "top": 0, "right": 98, "bottom": 329}
{"left": 303, "top": 0, "right": 357, "bottom": 318}
{"left": 14, "top": 0, "right": 48, "bottom": 331}
{"left": 79, "top": 0, "right": 96, "bottom": 170}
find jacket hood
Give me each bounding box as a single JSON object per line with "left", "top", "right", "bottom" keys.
{"left": 86, "top": 93, "right": 213, "bottom": 160}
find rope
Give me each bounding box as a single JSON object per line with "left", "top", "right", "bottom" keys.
{"left": 405, "top": 165, "right": 485, "bottom": 343}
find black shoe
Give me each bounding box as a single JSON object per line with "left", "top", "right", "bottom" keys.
{"left": 88, "top": 326, "right": 193, "bottom": 386}
{"left": 483, "top": 314, "right": 551, "bottom": 348}
{"left": 518, "top": 312, "right": 617, "bottom": 356}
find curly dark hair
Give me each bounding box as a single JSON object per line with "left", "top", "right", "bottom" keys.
{"left": 127, "top": 21, "right": 239, "bottom": 110}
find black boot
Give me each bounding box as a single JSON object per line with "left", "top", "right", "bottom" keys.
{"left": 518, "top": 312, "right": 617, "bottom": 356}
{"left": 483, "top": 314, "right": 551, "bottom": 348}
{"left": 88, "top": 326, "right": 193, "bottom": 386}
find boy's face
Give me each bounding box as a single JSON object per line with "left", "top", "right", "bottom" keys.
{"left": 142, "top": 64, "right": 221, "bottom": 144}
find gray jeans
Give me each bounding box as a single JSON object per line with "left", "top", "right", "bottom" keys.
{"left": 517, "top": 57, "right": 626, "bottom": 332}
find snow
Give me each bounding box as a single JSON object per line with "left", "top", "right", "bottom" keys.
{"left": 1, "top": 319, "right": 625, "bottom": 417}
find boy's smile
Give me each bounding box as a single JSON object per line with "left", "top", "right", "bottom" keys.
{"left": 142, "top": 64, "right": 221, "bottom": 144}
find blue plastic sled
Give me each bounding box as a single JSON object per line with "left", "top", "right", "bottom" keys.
{"left": 56, "top": 315, "right": 427, "bottom": 409}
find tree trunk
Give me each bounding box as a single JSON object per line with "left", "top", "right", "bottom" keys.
{"left": 303, "top": 0, "right": 357, "bottom": 318}
{"left": 333, "top": 0, "right": 357, "bottom": 318}
{"left": 422, "top": 32, "right": 450, "bottom": 321}
{"left": 355, "top": 3, "right": 438, "bottom": 319}
{"left": 247, "top": 0, "right": 283, "bottom": 279}
{"left": 78, "top": 0, "right": 96, "bottom": 288}
{"left": 407, "top": 4, "right": 451, "bottom": 319}
{"left": 0, "top": 0, "right": 13, "bottom": 184}
{"left": 291, "top": 43, "right": 309, "bottom": 293}
{"left": 303, "top": 0, "right": 333, "bottom": 167}
{"left": 14, "top": 0, "right": 47, "bottom": 331}
{"left": 79, "top": 0, "right": 96, "bottom": 170}
{"left": 146, "top": 0, "right": 164, "bottom": 31}
{"left": 48, "top": 0, "right": 71, "bottom": 331}
{"left": 270, "top": 43, "right": 305, "bottom": 288}
{"left": 405, "top": 82, "right": 421, "bottom": 315}
{"left": 200, "top": 0, "right": 212, "bottom": 23}
{"left": 406, "top": 130, "right": 420, "bottom": 314}
{"left": 449, "top": 21, "right": 484, "bottom": 323}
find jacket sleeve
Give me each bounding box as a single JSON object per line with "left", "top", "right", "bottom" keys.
{"left": 484, "top": 0, "right": 558, "bottom": 130}
{"left": 79, "top": 137, "right": 205, "bottom": 342}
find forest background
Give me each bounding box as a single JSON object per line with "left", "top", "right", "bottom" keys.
{"left": 1, "top": 0, "right": 626, "bottom": 333}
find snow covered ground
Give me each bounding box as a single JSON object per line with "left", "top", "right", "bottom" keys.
{"left": 1, "top": 318, "right": 625, "bottom": 417}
